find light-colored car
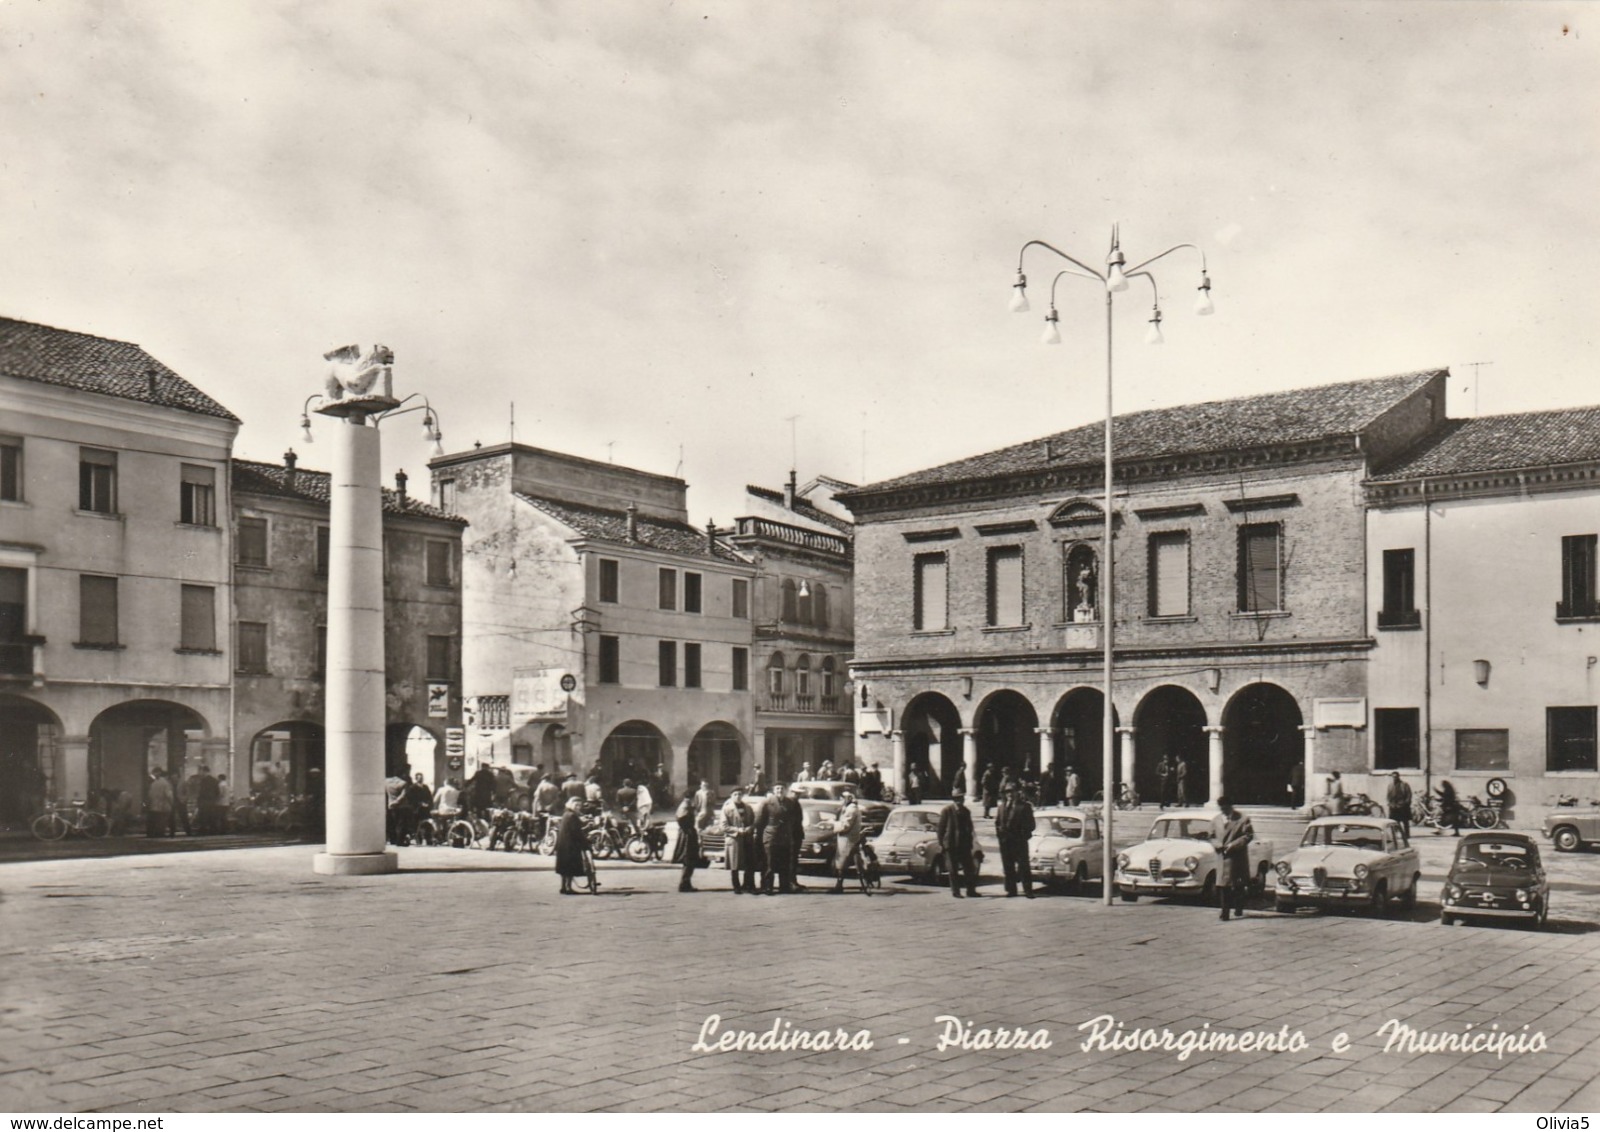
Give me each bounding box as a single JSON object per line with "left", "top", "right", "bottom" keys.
{"left": 1114, "top": 811, "right": 1274, "bottom": 902}
{"left": 1273, "top": 815, "right": 1420, "bottom": 915}
{"left": 1028, "top": 806, "right": 1104, "bottom": 889}
{"left": 1544, "top": 806, "right": 1600, "bottom": 853}
{"left": 866, "top": 803, "right": 985, "bottom": 883}
{"left": 788, "top": 782, "right": 891, "bottom": 836}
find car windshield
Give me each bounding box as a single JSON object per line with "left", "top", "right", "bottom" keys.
{"left": 1148, "top": 818, "right": 1214, "bottom": 842}
{"left": 803, "top": 804, "right": 840, "bottom": 823}
{"left": 1459, "top": 840, "right": 1536, "bottom": 869}
{"left": 793, "top": 785, "right": 838, "bottom": 800}
{"left": 1043, "top": 816, "right": 1086, "bottom": 838}
{"left": 1300, "top": 824, "right": 1387, "bottom": 850}
{"left": 885, "top": 811, "right": 939, "bottom": 832}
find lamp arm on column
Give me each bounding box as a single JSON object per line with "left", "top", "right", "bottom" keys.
{"left": 1020, "top": 240, "right": 1108, "bottom": 283}
{"left": 1048, "top": 266, "right": 1104, "bottom": 305}
{"left": 1126, "top": 242, "right": 1207, "bottom": 276}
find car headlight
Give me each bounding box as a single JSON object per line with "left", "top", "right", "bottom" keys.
{"left": 1353, "top": 863, "right": 1369, "bottom": 880}
{"left": 1116, "top": 852, "right": 1130, "bottom": 869}
{"left": 1184, "top": 855, "right": 1199, "bottom": 872}
{"left": 1275, "top": 860, "right": 1291, "bottom": 877}
{"left": 1057, "top": 848, "right": 1072, "bottom": 863}
{"left": 1446, "top": 884, "right": 1462, "bottom": 900}
{"left": 916, "top": 842, "right": 933, "bottom": 859}
{"left": 1515, "top": 889, "right": 1529, "bottom": 902}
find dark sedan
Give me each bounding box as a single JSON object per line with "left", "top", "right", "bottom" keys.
{"left": 1441, "top": 832, "right": 1550, "bottom": 928}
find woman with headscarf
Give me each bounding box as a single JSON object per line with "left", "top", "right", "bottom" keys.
{"left": 554, "top": 798, "right": 590, "bottom": 894}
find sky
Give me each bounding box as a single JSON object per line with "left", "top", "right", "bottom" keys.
{"left": 2, "top": 1, "right": 1595, "bottom": 526}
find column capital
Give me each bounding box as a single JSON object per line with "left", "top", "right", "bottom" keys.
{"left": 1115, "top": 726, "right": 1136, "bottom": 736}
{"left": 1034, "top": 727, "right": 1055, "bottom": 737}
{"left": 1299, "top": 724, "right": 1318, "bottom": 736}
{"left": 1202, "top": 725, "right": 1225, "bottom": 736}
{"left": 887, "top": 730, "right": 904, "bottom": 741}
{"left": 958, "top": 727, "right": 977, "bottom": 737}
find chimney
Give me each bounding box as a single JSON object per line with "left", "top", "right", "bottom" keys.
{"left": 705, "top": 518, "right": 716, "bottom": 554}
{"left": 283, "top": 448, "right": 298, "bottom": 491}
{"left": 785, "top": 468, "right": 798, "bottom": 511}
{"left": 625, "top": 501, "right": 639, "bottom": 542}
{"left": 395, "top": 469, "right": 409, "bottom": 507}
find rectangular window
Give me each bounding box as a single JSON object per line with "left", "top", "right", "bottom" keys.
{"left": 599, "top": 559, "right": 620, "bottom": 603}
{"left": 315, "top": 526, "right": 331, "bottom": 578}
{"left": 237, "top": 517, "right": 268, "bottom": 567}
{"left": 315, "top": 626, "right": 326, "bottom": 678}
{"left": 732, "top": 578, "right": 749, "bottom": 619}
{"left": 1373, "top": 707, "right": 1421, "bottom": 769}
{"left": 659, "top": 568, "right": 677, "bottom": 611}
{"left": 684, "top": 642, "right": 702, "bottom": 688}
{"left": 598, "top": 635, "right": 621, "bottom": 684}
{"left": 180, "top": 584, "right": 216, "bottom": 651}
{"left": 1148, "top": 531, "right": 1191, "bottom": 617}
{"left": 79, "top": 448, "right": 117, "bottom": 514}
{"left": 1, "top": 437, "right": 21, "bottom": 502}
{"left": 425, "top": 539, "right": 454, "bottom": 587}
{"left": 437, "top": 478, "right": 456, "bottom": 514}
{"left": 1237, "top": 522, "right": 1283, "bottom": 613}
{"left": 914, "top": 552, "right": 948, "bottom": 631}
{"left": 180, "top": 464, "right": 216, "bottom": 526}
{"left": 1379, "top": 548, "right": 1419, "bottom": 628}
{"left": 732, "top": 646, "right": 749, "bottom": 691}
{"left": 684, "top": 572, "right": 702, "bottom": 614}
{"left": 658, "top": 640, "right": 677, "bottom": 687}
{"left": 1455, "top": 729, "right": 1510, "bottom": 772}
{"left": 986, "top": 546, "right": 1024, "bottom": 626}
{"left": 1548, "top": 706, "right": 1598, "bottom": 772}
{"left": 426, "top": 635, "right": 454, "bottom": 681}
{"left": 79, "top": 575, "right": 118, "bottom": 646}
{"left": 237, "top": 621, "right": 268, "bottom": 674}
{"left": 1559, "top": 534, "right": 1599, "bottom": 618}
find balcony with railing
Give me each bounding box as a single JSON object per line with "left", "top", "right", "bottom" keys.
{"left": 474, "top": 694, "right": 510, "bottom": 730}
{"left": 760, "top": 692, "right": 845, "bottom": 716}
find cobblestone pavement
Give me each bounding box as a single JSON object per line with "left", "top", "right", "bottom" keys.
{"left": 3, "top": 820, "right": 1599, "bottom": 1114}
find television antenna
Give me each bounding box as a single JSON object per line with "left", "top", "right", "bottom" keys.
{"left": 1460, "top": 360, "right": 1493, "bottom": 416}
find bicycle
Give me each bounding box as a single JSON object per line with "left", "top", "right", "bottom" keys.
{"left": 32, "top": 800, "right": 109, "bottom": 841}
{"left": 845, "top": 840, "right": 881, "bottom": 896}
{"left": 1092, "top": 784, "right": 1141, "bottom": 811}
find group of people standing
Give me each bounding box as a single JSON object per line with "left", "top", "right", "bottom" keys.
{"left": 141, "top": 765, "right": 228, "bottom": 838}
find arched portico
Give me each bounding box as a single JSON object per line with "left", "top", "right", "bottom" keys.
{"left": 601, "top": 720, "right": 671, "bottom": 793}
{"left": 1051, "top": 687, "right": 1119, "bottom": 800}
{"left": 1132, "top": 685, "right": 1209, "bottom": 806}
{"left": 975, "top": 690, "right": 1040, "bottom": 789}
{"left": 386, "top": 723, "right": 441, "bottom": 784}
{"left": 688, "top": 721, "right": 748, "bottom": 794}
{"left": 1222, "top": 683, "right": 1304, "bottom": 805}
{"left": 901, "top": 692, "right": 962, "bottom": 798}
{"left": 249, "top": 721, "right": 326, "bottom": 798}
{"left": 90, "top": 700, "right": 211, "bottom": 809}
{"left": 0, "top": 695, "right": 60, "bottom": 826}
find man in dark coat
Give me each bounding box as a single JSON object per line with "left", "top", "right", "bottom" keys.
{"left": 674, "top": 794, "right": 699, "bottom": 892}
{"left": 980, "top": 765, "right": 998, "bottom": 819}
{"left": 1214, "top": 795, "right": 1254, "bottom": 921}
{"left": 722, "top": 788, "right": 758, "bottom": 894}
{"left": 780, "top": 784, "right": 806, "bottom": 890}
{"left": 615, "top": 779, "right": 638, "bottom": 820}
{"left": 905, "top": 764, "right": 923, "bottom": 806}
{"left": 937, "top": 793, "right": 980, "bottom": 898}
{"left": 1157, "top": 754, "right": 1175, "bottom": 808}
{"left": 756, "top": 786, "right": 797, "bottom": 895}
{"left": 468, "top": 763, "right": 497, "bottom": 820}
{"left": 861, "top": 764, "right": 882, "bottom": 802}
{"left": 995, "top": 784, "right": 1037, "bottom": 898}
{"left": 554, "top": 798, "right": 589, "bottom": 895}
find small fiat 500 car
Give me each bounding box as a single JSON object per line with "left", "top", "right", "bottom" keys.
{"left": 1273, "top": 815, "right": 1419, "bottom": 915}
{"left": 1544, "top": 806, "right": 1600, "bottom": 853}
{"left": 1028, "top": 806, "right": 1104, "bottom": 889}
{"left": 866, "top": 803, "right": 985, "bottom": 883}
{"left": 1441, "top": 832, "right": 1550, "bottom": 928}
{"left": 1114, "top": 812, "right": 1273, "bottom": 902}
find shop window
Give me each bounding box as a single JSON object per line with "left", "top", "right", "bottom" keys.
{"left": 1455, "top": 729, "right": 1509, "bottom": 771}
{"left": 1548, "top": 706, "right": 1598, "bottom": 772}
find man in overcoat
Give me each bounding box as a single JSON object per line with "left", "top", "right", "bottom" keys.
{"left": 780, "top": 783, "right": 806, "bottom": 890}
{"left": 1214, "top": 795, "right": 1254, "bottom": 921}
{"left": 937, "top": 792, "right": 980, "bottom": 898}
{"left": 674, "top": 794, "right": 700, "bottom": 892}
{"left": 830, "top": 789, "right": 863, "bottom": 894}
{"left": 722, "top": 788, "right": 758, "bottom": 894}
{"left": 994, "top": 783, "right": 1036, "bottom": 898}
{"left": 756, "top": 786, "right": 796, "bottom": 894}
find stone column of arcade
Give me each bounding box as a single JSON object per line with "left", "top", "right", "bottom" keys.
{"left": 1116, "top": 727, "right": 1136, "bottom": 795}
{"left": 1204, "top": 725, "right": 1225, "bottom": 804}
{"left": 1036, "top": 727, "right": 1055, "bottom": 781}
{"left": 311, "top": 346, "right": 403, "bottom": 877}
{"left": 888, "top": 730, "right": 906, "bottom": 802}
{"left": 959, "top": 727, "right": 978, "bottom": 801}
{"left": 1300, "top": 725, "right": 1318, "bottom": 810}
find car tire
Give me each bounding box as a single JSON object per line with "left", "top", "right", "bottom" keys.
{"left": 1400, "top": 874, "right": 1418, "bottom": 912}
{"left": 1118, "top": 887, "right": 1138, "bottom": 903}
{"left": 1552, "top": 826, "right": 1581, "bottom": 853}
{"left": 1201, "top": 873, "right": 1216, "bottom": 904}
{"left": 1536, "top": 900, "right": 1548, "bottom": 929}
{"left": 1074, "top": 863, "right": 1088, "bottom": 892}
{"left": 1440, "top": 913, "right": 1456, "bottom": 927}
{"left": 930, "top": 855, "right": 948, "bottom": 888}
{"left": 1273, "top": 894, "right": 1295, "bottom": 914}
{"left": 1252, "top": 862, "right": 1270, "bottom": 896}
{"left": 1370, "top": 880, "right": 1388, "bottom": 916}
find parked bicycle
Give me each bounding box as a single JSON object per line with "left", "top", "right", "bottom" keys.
{"left": 32, "top": 799, "right": 110, "bottom": 841}
{"left": 1091, "top": 784, "right": 1141, "bottom": 810}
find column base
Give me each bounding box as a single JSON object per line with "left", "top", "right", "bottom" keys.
{"left": 312, "top": 850, "right": 399, "bottom": 876}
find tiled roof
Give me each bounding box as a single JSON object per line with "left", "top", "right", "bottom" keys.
{"left": 0, "top": 316, "right": 240, "bottom": 422}
{"left": 233, "top": 459, "right": 466, "bottom": 523}
{"left": 744, "top": 484, "right": 854, "bottom": 533}
{"left": 1371, "top": 406, "right": 1600, "bottom": 481}
{"left": 844, "top": 370, "right": 1444, "bottom": 497}
{"left": 517, "top": 493, "right": 745, "bottom": 562}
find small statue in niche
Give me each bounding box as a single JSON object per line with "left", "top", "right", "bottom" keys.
{"left": 1073, "top": 561, "right": 1097, "bottom": 622}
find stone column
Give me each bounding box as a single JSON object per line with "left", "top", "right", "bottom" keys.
{"left": 1116, "top": 727, "right": 1135, "bottom": 793}
{"left": 1037, "top": 727, "right": 1055, "bottom": 777}
{"left": 314, "top": 407, "right": 397, "bottom": 876}
{"left": 889, "top": 730, "right": 906, "bottom": 801}
{"left": 1204, "top": 725, "right": 1225, "bottom": 804}
{"left": 960, "top": 727, "right": 978, "bottom": 800}
{"left": 1300, "top": 725, "right": 1318, "bottom": 811}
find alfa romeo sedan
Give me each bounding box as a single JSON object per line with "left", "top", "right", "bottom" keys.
{"left": 1273, "top": 815, "right": 1420, "bottom": 915}
{"left": 1028, "top": 806, "right": 1104, "bottom": 889}
{"left": 1114, "top": 812, "right": 1274, "bottom": 902}
{"left": 1441, "top": 832, "right": 1550, "bottom": 928}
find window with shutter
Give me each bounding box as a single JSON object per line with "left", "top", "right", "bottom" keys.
{"left": 1148, "top": 532, "right": 1190, "bottom": 617}
{"left": 79, "top": 575, "right": 118, "bottom": 645}
{"left": 1237, "top": 523, "right": 1282, "bottom": 613}
{"left": 914, "top": 553, "right": 948, "bottom": 631}
{"left": 986, "top": 546, "right": 1024, "bottom": 626}
{"left": 180, "top": 585, "right": 216, "bottom": 650}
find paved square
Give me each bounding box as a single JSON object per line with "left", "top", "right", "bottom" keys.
{"left": 3, "top": 826, "right": 1598, "bottom": 1113}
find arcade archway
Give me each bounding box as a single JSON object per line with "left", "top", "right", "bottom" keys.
{"left": 1051, "top": 687, "right": 1120, "bottom": 800}
{"left": 0, "top": 695, "right": 59, "bottom": 827}
{"left": 601, "top": 720, "right": 670, "bottom": 793}
{"left": 90, "top": 700, "right": 209, "bottom": 807}
{"left": 902, "top": 692, "right": 962, "bottom": 798}
{"left": 688, "top": 721, "right": 747, "bottom": 792}
{"left": 975, "top": 690, "right": 1039, "bottom": 787}
{"left": 1133, "top": 685, "right": 1209, "bottom": 806}
{"left": 1223, "top": 684, "right": 1304, "bottom": 805}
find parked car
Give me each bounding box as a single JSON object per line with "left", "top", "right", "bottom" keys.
{"left": 788, "top": 782, "right": 891, "bottom": 836}
{"left": 1441, "top": 832, "right": 1550, "bottom": 928}
{"left": 1028, "top": 806, "right": 1104, "bottom": 889}
{"left": 797, "top": 799, "right": 843, "bottom": 867}
{"left": 1114, "top": 811, "right": 1274, "bottom": 902}
{"left": 866, "top": 803, "right": 985, "bottom": 883}
{"left": 697, "top": 794, "right": 769, "bottom": 866}
{"left": 1273, "top": 815, "right": 1420, "bottom": 915}
{"left": 1544, "top": 806, "right": 1600, "bottom": 853}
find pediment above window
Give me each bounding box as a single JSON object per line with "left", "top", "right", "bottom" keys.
{"left": 1047, "top": 499, "right": 1120, "bottom": 529}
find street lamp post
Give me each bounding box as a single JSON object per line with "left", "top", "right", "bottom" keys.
{"left": 300, "top": 345, "right": 445, "bottom": 876}
{"left": 1011, "top": 226, "right": 1211, "bottom": 905}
